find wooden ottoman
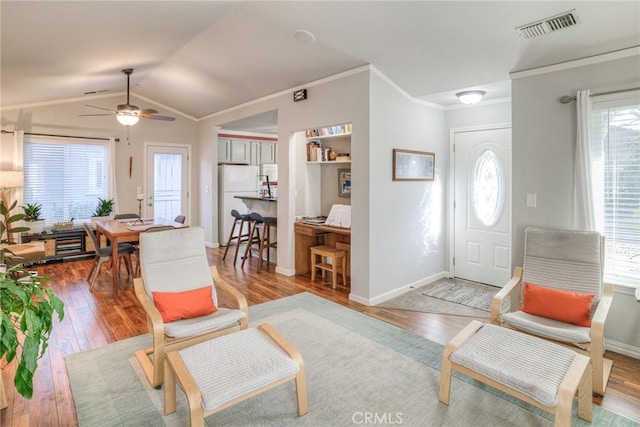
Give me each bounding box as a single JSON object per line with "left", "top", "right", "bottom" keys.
{"left": 439, "top": 321, "right": 592, "bottom": 427}
{"left": 164, "top": 324, "right": 307, "bottom": 427}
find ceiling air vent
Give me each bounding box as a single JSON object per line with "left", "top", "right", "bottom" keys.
{"left": 516, "top": 9, "right": 580, "bottom": 40}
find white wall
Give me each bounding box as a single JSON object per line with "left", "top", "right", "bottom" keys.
{"left": 366, "top": 70, "right": 447, "bottom": 302}
{"left": 1, "top": 95, "right": 198, "bottom": 222}
{"left": 446, "top": 101, "right": 511, "bottom": 130}
{"left": 198, "top": 69, "right": 371, "bottom": 300}
{"left": 511, "top": 54, "right": 640, "bottom": 355}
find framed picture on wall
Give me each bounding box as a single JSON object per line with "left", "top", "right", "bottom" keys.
{"left": 392, "top": 149, "right": 435, "bottom": 181}
{"left": 338, "top": 169, "right": 351, "bottom": 197}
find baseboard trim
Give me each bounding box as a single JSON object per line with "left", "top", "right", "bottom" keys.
{"left": 349, "top": 271, "right": 449, "bottom": 306}
{"left": 205, "top": 242, "right": 219, "bottom": 249}
{"left": 275, "top": 266, "right": 295, "bottom": 276}
{"left": 607, "top": 339, "right": 640, "bottom": 360}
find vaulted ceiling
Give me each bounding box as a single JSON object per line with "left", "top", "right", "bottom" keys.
{"left": 2, "top": 1, "right": 639, "bottom": 120}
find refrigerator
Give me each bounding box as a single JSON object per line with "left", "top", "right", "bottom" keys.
{"left": 218, "top": 164, "right": 260, "bottom": 246}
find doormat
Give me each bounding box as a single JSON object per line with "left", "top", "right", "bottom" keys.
{"left": 376, "top": 278, "right": 509, "bottom": 317}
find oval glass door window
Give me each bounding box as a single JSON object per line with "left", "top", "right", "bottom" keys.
{"left": 472, "top": 150, "right": 504, "bottom": 227}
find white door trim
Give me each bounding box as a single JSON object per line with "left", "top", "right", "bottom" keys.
{"left": 448, "top": 123, "right": 511, "bottom": 279}
{"left": 143, "top": 141, "right": 192, "bottom": 222}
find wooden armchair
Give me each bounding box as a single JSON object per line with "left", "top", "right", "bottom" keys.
{"left": 491, "top": 227, "right": 613, "bottom": 395}
{"left": 134, "top": 227, "right": 248, "bottom": 388}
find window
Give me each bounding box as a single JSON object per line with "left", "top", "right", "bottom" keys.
{"left": 590, "top": 93, "right": 640, "bottom": 284}
{"left": 23, "top": 137, "right": 110, "bottom": 224}
{"left": 472, "top": 149, "right": 505, "bottom": 227}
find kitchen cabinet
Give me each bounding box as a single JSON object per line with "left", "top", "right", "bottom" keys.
{"left": 218, "top": 138, "right": 250, "bottom": 164}
{"left": 250, "top": 141, "right": 277, "bottom": 165}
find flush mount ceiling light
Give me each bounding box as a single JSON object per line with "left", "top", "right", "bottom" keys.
{"left": 456, "top": 90, "right": 486, "bottom": 105}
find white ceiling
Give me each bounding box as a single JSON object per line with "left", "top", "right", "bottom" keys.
{"left": 2, "top": 1, "right": 639, "bottom": 124}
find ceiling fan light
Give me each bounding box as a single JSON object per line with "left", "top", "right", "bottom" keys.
{"left": 116, "top": 113, "right": 140, "bottom": 126}
{"left": 456, "top": 90, "right": 486, "bottom": 105}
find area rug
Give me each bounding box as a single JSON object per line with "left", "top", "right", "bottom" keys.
{"left": 66, "top": 292, "right": 635, "bottom": 427}
{"left": 376, "top": 278, "right": 508, "bottom": 318}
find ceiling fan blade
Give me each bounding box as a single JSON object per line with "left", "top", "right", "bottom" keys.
{"left": 140, "top": 114, "right": 176, "bottom": 121}
{"left": 79, "top": 113, "right": 114, "bottom": 117}
{"left": 138, "top": 108, "right": 159, "bottom": 115}
{"left": 85, "top": 104, "right": 115, "bottom": 112}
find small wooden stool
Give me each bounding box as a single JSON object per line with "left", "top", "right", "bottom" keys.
{"left": 310, "top": 245, "right": 347, "bottom": 289}
{"left": 164, "top": 324, "right": 308, "bottom": 427}
{"left": 439, "top": 321, "right": 592, "bottom": 427}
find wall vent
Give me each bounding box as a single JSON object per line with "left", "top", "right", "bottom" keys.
{"left": 516, "top": 9, "right": 580, "bottom": 39}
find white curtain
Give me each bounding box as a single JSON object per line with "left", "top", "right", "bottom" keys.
{"left": 572, "top": 90, "right": 596, "bottom": 231}
{"left": 12, "top": 130, "right": 24, "bottom": 209}
{"left": 108, "top": 137, "right": 119, "bottom": 214}
{"left": 8, "top": 130, "right": 24, "bottom": 242}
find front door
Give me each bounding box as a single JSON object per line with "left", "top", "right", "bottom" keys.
{"left": 145, "top": 144, "right": 189, "bottom": 221}
{"left": 453, "top": 127, "right": 511, "bottom": 287}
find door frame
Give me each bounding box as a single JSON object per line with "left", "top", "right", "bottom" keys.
{"left": 448, "top": 123, "right": 512, "bottom": 280}
{"left": 143, "top": 142, "right": 192, "bottom": 221}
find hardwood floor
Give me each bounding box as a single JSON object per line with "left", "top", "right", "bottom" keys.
{"left": 2, "top": 247, "right": 639, "bottom": 426}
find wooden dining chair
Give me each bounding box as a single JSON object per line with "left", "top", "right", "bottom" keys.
{"left": 83, "top": 223, "right": 135, "bottom": 290}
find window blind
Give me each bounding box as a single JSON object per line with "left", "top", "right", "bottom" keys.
{"left": 590, "top": 93, "right": 640, "bottom": 285}
{"left": 23, "top": 138, "right": 109, "bottom": 224}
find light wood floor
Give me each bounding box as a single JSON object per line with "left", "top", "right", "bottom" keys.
{"left": 1, "top": 247, "right": 639, "bottom": 426}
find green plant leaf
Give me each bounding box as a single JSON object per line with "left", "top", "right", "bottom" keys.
{"left": 0, "top": 266, "right": 64, "bottom": 401}
{"left": 0, "top": 315, "right": 18, "bottom": 361}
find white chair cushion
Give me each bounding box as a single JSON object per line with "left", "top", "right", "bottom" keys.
{"left": 163, "top": 308, "right": 246, "bottom": 339}
{"left": 179, "top": 328, "right": 300, "bottom": 411}
{"left": 502, "top": 311, "right": 591, "bottom": 344}
{"left": 140, "top": 227, "right": 219, "bottom": 306}
{"left": 450, "top": 324, "right": 577, "bottom": 407}
{"left": 523, "top": 227, "right": 603, "bottom": 307}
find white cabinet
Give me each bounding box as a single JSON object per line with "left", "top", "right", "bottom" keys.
{"left": 218, "top": 138, "right": 231, "bottom": 162}
{"left": 230, "top": 139, "right": 250, "bottom": 164}
{"left": 218, "top": 138, "right": 250, "bottom": 164}
{"left": 250, "top": 141, "right": 277, "bottom": 165}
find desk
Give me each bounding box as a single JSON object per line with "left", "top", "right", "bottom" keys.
{"left": 95, "top": 219, "right": 187, "bottom": 297}
{"left": 294, "top": 221, "right": 350, "bottom": 276}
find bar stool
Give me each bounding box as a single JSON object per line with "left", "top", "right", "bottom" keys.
{"left": 242, "top": 212, "right": 277, "bottom": 271}
{"left": 223, "top": 209, "right": 251, "bottom": 265}
{"left": 310, "top": 245, "right": 347, "bottom": 289}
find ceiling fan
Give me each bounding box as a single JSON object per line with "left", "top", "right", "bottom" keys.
{"left": 81, "top": 68, "right": 175, "bottom": 126}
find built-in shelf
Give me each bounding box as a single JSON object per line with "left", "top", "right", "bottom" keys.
{"left": 306, "top": 160, "right": 351, "bottom": 164}
{"left": 306, "top": 124, "right": 351, "bottom": 163}
{"left": 305, "top": 132, "right": 351, "bottom": 142}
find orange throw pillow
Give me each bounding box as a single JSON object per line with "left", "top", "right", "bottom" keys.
{"left": 152, "top": 286, "right": 217, "bottom": 323}
{"left": 521, "top": 282, "right": 594, "bottom": 327}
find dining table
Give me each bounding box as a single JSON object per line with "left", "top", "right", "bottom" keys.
{"left": 94, "top": 218, "right": 188, "bottom": 297}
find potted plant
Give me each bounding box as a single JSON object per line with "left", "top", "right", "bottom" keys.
{"left": 0, "top": 264, "right": 64, "bottom": 405}
{"left": 90, "top": 197, "right": 114, "bottom": 227}
{"left": 22, "top": 202, "right": 45, "bottom": 234}
{"left": 1, "top": 199, "right": 30, "bottom": 273}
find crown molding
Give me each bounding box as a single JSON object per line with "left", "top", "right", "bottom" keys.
{"left": 199, "top": 65, "right": 372, "bottom": 121}
{"left": 510, "top": 46, "right": 640, "bottom": 80}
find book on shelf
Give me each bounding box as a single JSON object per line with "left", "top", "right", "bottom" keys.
{"left": 305, "top": 123, "right": 351, "bottom": 139}
{"left": 306, "top": 140, "right": 320, "bottom": 161}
